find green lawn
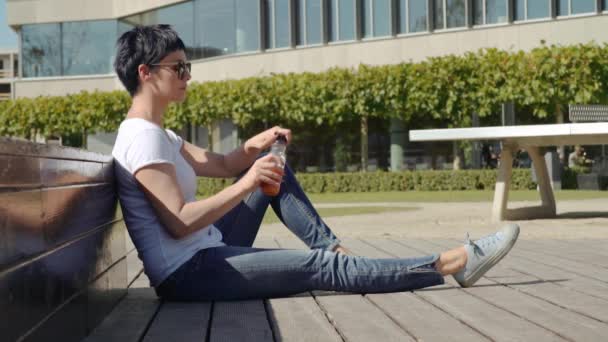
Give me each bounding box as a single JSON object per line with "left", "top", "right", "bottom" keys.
{"left": 306, "top": 190, "right": 606, "bottom": 203}
{"left": 199, "top": 190, "right": 605, "bottom": 224}
{"left": 262, "top": 206, "right": 418, "bottom": 224}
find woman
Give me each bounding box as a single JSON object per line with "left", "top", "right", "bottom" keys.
{"left": 112, "top": 25, "right": 519, "bottom": 301}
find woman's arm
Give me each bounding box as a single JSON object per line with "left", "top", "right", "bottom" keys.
{"left": 134, "top": 153, "right": 283, "bottom": 239}
{"left": 181, "top": 126, "right": 291, "bottom": 178}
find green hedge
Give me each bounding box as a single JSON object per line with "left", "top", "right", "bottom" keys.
{"left": 196, "top": 169, "right": 544, "bottom": 196}
{"left": 2, "top": 43, "right": 607, "bottom": 138}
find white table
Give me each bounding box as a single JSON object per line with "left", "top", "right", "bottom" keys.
{"left": 409, "top": 123, "right": 608, "bottom": 221}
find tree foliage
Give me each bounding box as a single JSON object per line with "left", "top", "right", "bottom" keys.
{"left": 1, "top": 43, "right": 606, "bottom": 138}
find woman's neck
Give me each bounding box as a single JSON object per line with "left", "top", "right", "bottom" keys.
{"left": 128, "top": 92, "right": 167, "bottom": 127}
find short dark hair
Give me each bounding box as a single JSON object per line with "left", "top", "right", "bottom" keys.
{"left": 114, "top": 24, "right": 186, "bottom": 96}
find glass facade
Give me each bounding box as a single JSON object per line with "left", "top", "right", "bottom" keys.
{"left": 435, "top": 0, "right": 466, "bottom": 29}
{"left": 362, "top": 0, "right": 391, "bottom": 38}
{"left": 474, "top": 0, "right": 507, "bottom": 25}
{"left": 195, "top": 0, "right": 260, "bottom": 57}
{"left": 62, "top": 20, "right": 116, "bottom": 76}
{"left": 18, "top": 0, "right": 606, "bottom": 78}
{"left": 329, "top": 0, "right": 356, "bottom": 42}
{"left": 398, "top": 0, "right": 428, "bottom": 33}
{"left": 266, "top": 0, "right": 291, "bottom": 49}
{"left": 120, "top": 1, "right": 195, "bottom": 57}
{"left": 514, "top": 0, "right": 550, "bottom": 20}
{"left": 296, "top": 0, "right": 322, "bottom": 45}
{"left": 22, "top": 24, "right": 61, "bottom": 77}
{"left": 558, "top": 0, "right": 596, "bottom": 15}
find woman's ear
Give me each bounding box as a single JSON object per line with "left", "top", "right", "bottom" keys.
{"left": 137, "top": 64, "right": 151, "bottom": 82}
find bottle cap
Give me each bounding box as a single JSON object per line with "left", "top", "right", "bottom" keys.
{"left": 275, "top": 134, "right": 287, "bottom": 144}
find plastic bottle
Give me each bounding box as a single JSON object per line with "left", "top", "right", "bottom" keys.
{"left": 261, "top": 134, "right": 287, "bottom": 196}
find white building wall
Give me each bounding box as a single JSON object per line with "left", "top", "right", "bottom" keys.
{"left": 11, "top": 14, "right": 607, "bottom": 98}
{"left": 6, "top": 0, "right": 188, "bottom": 25}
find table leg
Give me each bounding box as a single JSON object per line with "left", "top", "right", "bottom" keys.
{"left": 494, "top": 146, "right": 557, "bottom": 221}
{"left": 527, "top": 146, "right": 557, "bottom": 216}
{"left": 492, "top": 144, "right": 514, "bottom": 222}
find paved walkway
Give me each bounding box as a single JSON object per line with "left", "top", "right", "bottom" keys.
{"left": 257, "top": 198, "right": 608, "bottom": 240}
{"left": 102, "top": 198, "right": 608, "bottom": 341}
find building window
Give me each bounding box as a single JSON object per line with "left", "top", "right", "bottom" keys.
{"left": 62, "top": 20, "right": 117, "bottom": 76}
{"left": 398, "top": 0, "right": 428, "bottom": 34}
{"left": 194, "top": 0, "right": 260, "bottom": 57}
{"left": 296, "top": 0, "right": 323, "bottom": 45}
{"left": 328, "top": 0, "right": 356, "bottom": 42}
{"left": 361, "top": 0, "right": 392, "bottom": 38}
{"left": 434, "top": 0, "right": 466, "bottom": 29}
{"left": 514, "top": 0, "right": 551, "bottom": 20}
{"left": 557, "top": 0, "right": 596, "bottom": 16}
{"left": 473, "top": 0, "right": 508, "bottom": 25}
{"left": 604, "top": 0, "right": 607, "bottom": 11}
{"left": 120, "top": 1, "right": 196, "bottom": 57}
{"left": 265, "top": 0, "right": 291, "bottom": 49}
{"left": 22, "top": 23, "right": 62, "bottom": 77}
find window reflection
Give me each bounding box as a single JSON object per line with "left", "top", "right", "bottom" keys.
{"left": 475, "top": 0, "right": 507, "bottom": 24}
{"left": 409, "top": 0, "right": 427, "bottom": 32}
{"left": 119, "top": 1, "right": 195, "bottom": 58}
{"left": 399, "top": 0, "right": 427, "bottom": 33}
{"left": 527, "top": 0, "right": 550, "bottom": 19}
{"left": 486, "top": 0, "right": 507, "bottom": 23}
{"left": 446, "top": 0, "right": 466, "bottom": 28}
{"left": 22, "top": 24, "right": 61, "bottom": 77}
{"left": 266, "top": 0, "right": 291, "bottom": 49}
{"left": 362, "top": 0, "right": 391, "bottom": 37}
{"left": 434, "top": 0, "right": 444, "bottom": 29}
{"left": 306, "top": 0, "right": 322, "bottom": 44}
{"left": 236, "top": 0, "right": 260, "bottom": 52}
{"left": 193, "top": 0, "right": 259, "bottom": 57}
{"left": 571, "top": 0, "right": 596, "bottom": 14}
{"left": 514, "top": 0, "right": 525, "bottom": 20}
{"left": 330, "top": 0, "right": 356, "bottom": 42}
{"left": 62, "top": 20, "right": 116, "bottom": 76}
{"left": 514, "top": 0, "right": 550, "bottom": 20}
{"left": 373, "top": 0, "right": 391, "bottom": 37}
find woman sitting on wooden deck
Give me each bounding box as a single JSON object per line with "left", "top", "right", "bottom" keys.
{"left": 111, "top": 25, "right": 520, "bottom": 301}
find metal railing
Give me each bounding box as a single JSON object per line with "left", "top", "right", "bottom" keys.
{"left": 569, "top": 104, "right": 608, "bottom": 122}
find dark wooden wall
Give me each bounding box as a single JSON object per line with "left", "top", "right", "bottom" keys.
{"left": 0, "top": 137, "right": 128, "bottom": 342}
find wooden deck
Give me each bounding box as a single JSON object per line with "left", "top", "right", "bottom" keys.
{"left": 85, "top": 236, "right": 608, "bottom": 341}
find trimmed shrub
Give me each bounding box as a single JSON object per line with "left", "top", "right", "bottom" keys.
{"left": 196, "top": 169, "right": 542, "bottom": 197}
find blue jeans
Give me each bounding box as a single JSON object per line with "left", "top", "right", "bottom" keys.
{"left": 156, "top": 164, "right": 444, "bottom": 301}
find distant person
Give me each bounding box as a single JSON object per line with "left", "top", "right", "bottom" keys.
{"left": 568, "top": 145, "right": 591, "bottom": 168}
{"left": 111, "top": 24, "right": 520, "bottom": 301}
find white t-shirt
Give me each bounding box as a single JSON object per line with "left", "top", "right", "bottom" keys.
{"left": 112, "top": 118, "right": 224, "bottom": 286}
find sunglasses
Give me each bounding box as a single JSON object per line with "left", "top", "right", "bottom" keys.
{"left": 149, "top": 60, "right": 192, "bottom": 80}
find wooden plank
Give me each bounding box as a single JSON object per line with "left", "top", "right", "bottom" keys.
{"left": 426, "top": 239, "right": 608, "bottom": 324}
{"left": 306, "top": 238, "right": 415, "bottom": 342}
{"left": 143, "top": 302, "right": 212, "bottom": 342}
{"left": 516, "top": 239, "right": 608, "bottom": 268}
{"left": 419, "top": 237, "right": 608, "bottom": 301}
{"left": 0, "top": 137, "right": 112, "bottom": 162}
{"left": 267, "top": 296, "right": 343, "bottom": 342}
{"left": 0, "top": 155, "right": 41, "bottom": 189}
{"left": 317, "top": 294, "right": 415, "bottom": 342}
{"left": 84, "top": 287, "right": 160, "bottom": 342}
{"left": 354, "top": 238, "right": 568, "bottom": 341}
{"left": 418, "top": 286, "right": 566, "bottom": 341}
{"left": 366, "top": 292, "right": 489, "bottom": 342}
{"left": 210, "top": 300, "right": 274, "bottom": 342}
{"left": 487, "top": 242, "right": 608, "bottom": 283}
{"left": 268, "top": 236, "right": 343, "bottom": 342}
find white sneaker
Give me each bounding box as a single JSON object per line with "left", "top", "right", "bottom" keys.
{"left": 453, "top": 223, "right": 520, "bottom": 288}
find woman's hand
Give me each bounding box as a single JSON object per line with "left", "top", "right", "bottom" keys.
{"left": 238, "top": 154, "right": 284, "bottom": 192}
{"left": 244, "top": 126, "right": 292, "bottom": 155}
